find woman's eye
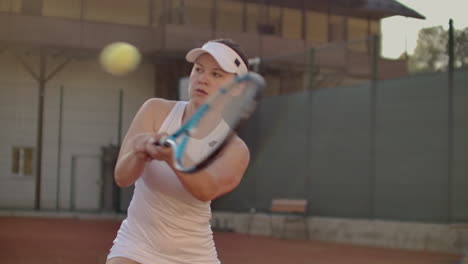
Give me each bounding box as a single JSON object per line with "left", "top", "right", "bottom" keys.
{"left": 195, "top": 67, "right": 203, "bottom": 73}
{"left": 213, "top": 72, "right": 223, "bottom": 78}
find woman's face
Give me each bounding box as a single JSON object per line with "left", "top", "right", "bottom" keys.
{"left": 188, "top": 53, "right": 235, "bottom": 105}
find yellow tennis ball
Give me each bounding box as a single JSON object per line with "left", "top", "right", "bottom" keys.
{"left": 99, "top": 42, "right": 141, "bottom": 76}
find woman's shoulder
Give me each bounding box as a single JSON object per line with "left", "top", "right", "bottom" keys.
{"left": 140, "top": 98, "right": 180, "bottom": 116}
{"left": 143, "top": 98, "right": 178, "bottom": 109}
{"left": 139, "top": 98, "right": 182, "bottom": 131}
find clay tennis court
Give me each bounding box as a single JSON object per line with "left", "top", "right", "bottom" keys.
{"left": 0, "top": 216, "right": 462, "bottom": 264}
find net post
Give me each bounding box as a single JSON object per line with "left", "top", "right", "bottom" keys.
{"left": 305, "top": 47, "right": 315, "bottom": 217}
{"left": 117, "top": 89, "right": 124, "bottom": 146}
{"left": 369, "top": 34, "right": 379, "bottom": 219}
{"left": 447, "top": 18, "right": 454, "bottom": 223}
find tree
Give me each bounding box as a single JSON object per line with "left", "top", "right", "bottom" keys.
{"left": 407, "top": 26, "right": 468, "bottom": 73}
{"left": 454, "top": 28, "right": 468, "bottom": 67}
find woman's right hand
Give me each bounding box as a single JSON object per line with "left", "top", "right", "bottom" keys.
{"left": 130, "top": 133, "right": 153, "bottom": 161}
{"left": 114, "top": 98, "right": 174, "bottom": 187}
{"left": 130, "top": 133, "right": 172, "bottom": 163}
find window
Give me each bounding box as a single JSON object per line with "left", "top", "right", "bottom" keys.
{"left": 0, "top": 0, "right": 22, "bottom": 12}
{"left": 282, "top": 7, "right": 301, "bottom": 39}
{"left": 21, "top": 0, "right": 43, "bottom": 15}
{"left": 307, "top": 11, "right": 327, "bottom": 43}
{"left": 218, "top": 0, "right": 243, "bottom": 33}
{"left": 329, "top": 15, "right": 345, "bottom": 42}
{"left": 12, "top": 146, "right": 34, "bottom": 177}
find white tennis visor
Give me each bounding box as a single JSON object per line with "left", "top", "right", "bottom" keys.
{"left": 186, "top": 41, "right": 248, "bottom": 76}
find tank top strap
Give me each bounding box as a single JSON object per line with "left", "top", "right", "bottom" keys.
{"left": 159, "top": 101, "right": 188, "bottom": 133}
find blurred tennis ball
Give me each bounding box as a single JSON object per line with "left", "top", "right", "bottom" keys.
{"left": 99, "top": 42, "right": 141, "bottom": 76}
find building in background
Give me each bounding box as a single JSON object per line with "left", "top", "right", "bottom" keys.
{"left": 1, "top": 0, "right": 424, "bottom": 95}
{"left": 0, "top": 0, "right": 423, "bottom": 211}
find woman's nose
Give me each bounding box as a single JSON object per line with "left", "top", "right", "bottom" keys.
{"left": 197, "top": 72, "right": 209, "bottom": 84}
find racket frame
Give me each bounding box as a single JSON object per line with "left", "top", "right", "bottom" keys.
{"left": 158, "top": 73, "right": 264, "bottom": 173}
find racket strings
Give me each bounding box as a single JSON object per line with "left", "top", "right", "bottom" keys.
{"left": 177, "top": 79, "right": 260, "bottom": 169}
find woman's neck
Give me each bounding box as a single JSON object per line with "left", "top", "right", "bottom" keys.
{"left": 182, "top": 101, "right": 199, "bottom": 124}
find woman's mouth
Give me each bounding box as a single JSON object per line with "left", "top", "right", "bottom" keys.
{"left": 194, "top": 89, "right": 208, "bottom": 95}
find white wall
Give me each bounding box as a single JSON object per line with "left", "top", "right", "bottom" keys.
{"left": 0, "top": 49, "right": 154, "bottom": 210}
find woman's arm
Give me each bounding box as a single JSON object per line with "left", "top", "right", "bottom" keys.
{"left": 176, "top": 137, "right": 250, "bottom": 201}
{"left": 117, "top": 98, "right": 250, "bottom": 200}
{"left": 148, "top": 135, "right": 250, "bottom": 202}
{"left": 114, "top": 98, "right": 172, "bottom": 187}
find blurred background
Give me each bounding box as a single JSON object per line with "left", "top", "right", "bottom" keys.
{"left": 0, "top": 0, "right": 467, "bottom": 256}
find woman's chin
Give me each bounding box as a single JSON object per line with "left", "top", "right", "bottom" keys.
{"left": 189, "top": 97, "right": 204, "bottom": 107}
{"left": 190, "top": 93, "right": 208, "bottom": 102}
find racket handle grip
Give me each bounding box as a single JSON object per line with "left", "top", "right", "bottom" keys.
{"left": 155, "top": 136, "right": 171, "bottom": 147}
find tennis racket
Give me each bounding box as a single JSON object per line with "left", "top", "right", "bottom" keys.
{"left": 157, "top": 72, "right": 265, "bottom": 173}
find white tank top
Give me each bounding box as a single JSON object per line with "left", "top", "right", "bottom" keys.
{"left": 108, "top": 101, "right": 220, "bottom": 264}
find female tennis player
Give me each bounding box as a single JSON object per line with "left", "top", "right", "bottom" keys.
{"left": 106, "top": 39, "right": 251, "bottom": 264}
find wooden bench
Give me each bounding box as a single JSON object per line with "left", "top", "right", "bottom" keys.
{"left": 271, "top": 199, "right": 308, "bottom": 213}
{"left": 269, "top": 199, "right": 309, "bottom": 238}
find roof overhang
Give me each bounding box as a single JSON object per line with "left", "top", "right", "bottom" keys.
{"left": 232, "top": 0, "right": 425, "bottom": 20}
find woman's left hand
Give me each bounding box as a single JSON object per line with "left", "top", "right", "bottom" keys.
{"left": 146, "top": 133, "right": 173, "bottom": 162}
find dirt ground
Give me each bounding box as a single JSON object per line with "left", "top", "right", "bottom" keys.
{"left": 0, "top": 216, "right": 462, "bottom": 264}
